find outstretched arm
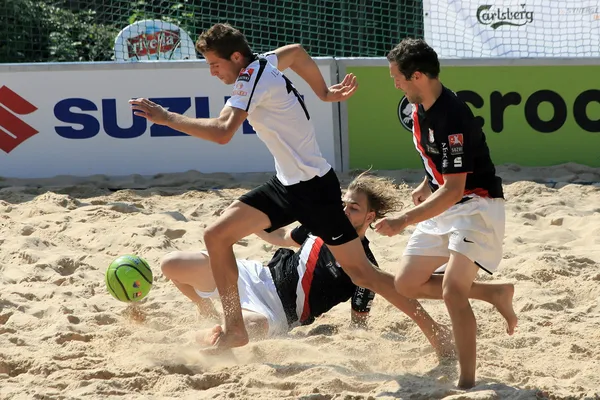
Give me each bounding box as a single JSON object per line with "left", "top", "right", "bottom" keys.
{"left": 270, "top": 44, "right": 358, "bottom": 102}
{"left": 375, "top": 173, "right": 466, "bottom": 237}
{"left": 129, "top": 99, "right": 248, "bottom": 145}
{"left": 254, "top": 227, "right": 301, "bottom": 248}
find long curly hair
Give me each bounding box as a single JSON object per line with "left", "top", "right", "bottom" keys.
{"left": 347, "top": 170, "right": 404, "bottom": 222}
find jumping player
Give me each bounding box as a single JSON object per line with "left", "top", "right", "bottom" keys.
{"left": 130, "top": 24, "right": 410, "bottom": 350}
{"left": 375, "top": 38, "right": 518, "bottom": 389}
{"left": 161, "top": 173, "right": 454, "bottom": 357}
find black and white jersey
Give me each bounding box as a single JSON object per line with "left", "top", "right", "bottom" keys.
{"left": 226, "top": 53, "right": 331, "bottom": 186}
{"left": 267, "top": 225, "right": 377, "bottom": 327}
{"left": 412, "top": 86, "right": 504, "bottom": 199}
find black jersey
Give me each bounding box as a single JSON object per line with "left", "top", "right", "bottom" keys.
{"left": 412, "top": 86, "right": 504, "bottom": 199}
{"left": 266, "top": 225, "right": 377, "bottom": 327}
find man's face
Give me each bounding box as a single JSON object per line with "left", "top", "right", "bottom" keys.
{"left": 342, "top": 190, "right": 375, "bottom": 233}
{"left": 389, "top": 62, "right": 422, "bottom": 104}
{"left": 203, "top": 51, "right": 244, "bottom": 85}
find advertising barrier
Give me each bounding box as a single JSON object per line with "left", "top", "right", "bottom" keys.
{"left": 2, "top": 57, "right": 598, "bottom": 178}
{"left": 339, "top": 58, "right": 600, "bottom": 170}
{"left": 423, "top": 1, "right": 600, "bottom": 58}
{"left": 0, "top": 59, "right": 339, "bottom": 178}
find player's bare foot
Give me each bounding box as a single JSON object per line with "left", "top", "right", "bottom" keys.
{"left": 198, "top": 323, "right": 249, "bottom": 356}
{"left": 195, "top": 324, "right": 223, "bottom": 347}
{"left": 492, "top": 283, "right": 518, "bottom": 335}
{"left": 212, "top": 326, "right": 249, "bottom": 349}
{"left": 431, "top": 323, "right": 455, "bottom": 359}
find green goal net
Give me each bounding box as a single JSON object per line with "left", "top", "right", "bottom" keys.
{"left": 1, "top": 0, "right": 424, "bottom": 63}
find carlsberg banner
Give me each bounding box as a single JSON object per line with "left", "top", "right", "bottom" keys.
{"left": 423, "top": 1, "right": 600, "bottom": 57}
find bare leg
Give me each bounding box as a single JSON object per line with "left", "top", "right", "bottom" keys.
{"left": 395, "top": 255, "right": 518, "bottom": 335}
{"left": 326, "top": 239, "right": 453, "bottom": 357}
{"left": 440, "top": 252, "right": 480, "bottom": 389}
{"left": 428, "top": 275, "right": 517, "bottom": 335}
{"left": 160, "top": 251, "right": 220, "bottom": 321}
{"left": 203, "top": 201, "right": 271, "bottom": 350}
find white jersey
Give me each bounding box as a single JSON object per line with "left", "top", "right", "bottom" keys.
{"left": 225, "top": 53, "right": 331, "bottom": 186}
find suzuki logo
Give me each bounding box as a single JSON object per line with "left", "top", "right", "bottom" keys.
{"left": 0, "top": 86, "right": 38, "bottom": 153}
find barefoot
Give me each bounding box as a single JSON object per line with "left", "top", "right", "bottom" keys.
{"left": 212, "top": 325, "right": 249, "bottom": 349}
{"left": 492, "top": 283, "right": 518, "bottom": 335}
{"left": 197, "top": 325, "right": 249, "bottom": 356}
{"left": 195, "top": 325, "right": 223, "bottom": 347}
{"left": 430, "top": 324, "right": 456, "bottom": 360}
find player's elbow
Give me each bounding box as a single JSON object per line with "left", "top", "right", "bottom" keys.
{"left": 449, "top": 188, "right": 464, "bottom": 204}
{"left": 215, "top": 126, "right": 235, "bottom": 145}
{"left": 215, "top": 134, "right": 232, "bottom": 145}
{"left": 292, "top": 43, "right": 305, "bottom": 53}
{"left": 287, "top": 44, "right": 308, "bottom": 66}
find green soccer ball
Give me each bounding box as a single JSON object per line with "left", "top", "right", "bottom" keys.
{"left": 105, "top": 255, "right": 153, "bottom": 302}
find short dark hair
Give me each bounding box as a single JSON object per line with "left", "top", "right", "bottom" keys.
{"left": 387, "top": 38, "right": 440, "bottom": 80}
{"left": 196, "top": 23, "right": 253, "bottom": 60}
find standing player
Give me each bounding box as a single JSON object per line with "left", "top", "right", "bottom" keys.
{"left": 375, "top": 38, "right": 517, "bottom": 389}
{"left": 161, "top": 173, "right": 454, "bottom": 357}
{"left": 130, "top": 24, "right": 404, "bottom": 350}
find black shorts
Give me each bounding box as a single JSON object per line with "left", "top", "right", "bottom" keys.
{"left": 238, "top": 168, "right": 358, "bottom": 246}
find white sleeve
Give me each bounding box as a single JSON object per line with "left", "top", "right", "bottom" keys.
{"left": 264, "top": 52, "right": 278, "bottom": 69}
{"left": 225, "top": 61, "right": 268, "bottom": 114}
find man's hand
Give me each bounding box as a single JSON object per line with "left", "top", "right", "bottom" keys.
{"left": 374, "top": 214, "right": 409, "bottom": 237}
{"left": 129, "top": 98, "right": 170, "bottom": 125}
{"left": 321, "top": 73, "right": 358, "bottom": 102}
{"left": 412, "top": 181, "right": 432, "bottom": 206}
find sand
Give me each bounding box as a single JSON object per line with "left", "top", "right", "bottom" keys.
{"left": 1, "top": 163, "right": 599, "bottom": 400}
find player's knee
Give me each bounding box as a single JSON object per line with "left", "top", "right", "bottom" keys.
{"left": 441, "top": 280, "right": 469, "bottom": 307}
{"left": 393, "top": 269, "right": 417, "bottom": 298}
{"left": 394, "top": 277, "right": 418, "bottom": 298}
{"left": 203, "top": 223, "right": 236, "bottom": 249}
{"left": 160, "top": 251, "right": 183, "bottom": 279}
{"left": 394, "top": 273, "right": 408, "bottom": 296}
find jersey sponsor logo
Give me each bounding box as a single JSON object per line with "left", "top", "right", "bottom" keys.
{"left": 325, "top": 261, "right": 340, "bottom": 278}
{"left": 237, "top": 67, "right": 255, "bottom": 82}
{"left": 448, "top": 133, "right": 464, "bottom": 155}
{"left": 441, "top": 142, "right": 449, "bottom": 168}
{"left": 397, "top": 95, "right": 413, "bottom": 132}
{"left": 454, "top": 156, "right": 463, "bottom": 167}
{"left": 426, "top": 144, "right": 440, "bottom": 154}
{"left": 232, "top": 90, "right": 247, "bottom": 97}
{"left": 428, "top": 128, "right": 435, "bottom": 143}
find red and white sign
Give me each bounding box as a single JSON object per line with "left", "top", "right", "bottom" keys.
{"left": 114, "top": 20, "right": 197, "bottom": 62}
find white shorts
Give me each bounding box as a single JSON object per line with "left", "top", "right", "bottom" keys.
{"left": 195, "top": 256, "right": 289, "bottom": 337}
{"left": 403, "top": 196, "right": 506, "bottom": 274}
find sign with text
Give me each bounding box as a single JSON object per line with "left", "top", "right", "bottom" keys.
{"left": 344, "top": 63, "right": 600, "bottom": 169}
{"left": 0, "top": 61, "right": 338, "bottom": 178}
{"left": 423, "top": 1, "right": 600, "bottom": 57}
{"left": 114, "top": 20, "right": 197, "bottom": 62}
